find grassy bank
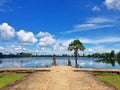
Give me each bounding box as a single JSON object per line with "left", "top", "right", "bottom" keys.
{"left": 97, "top": 73, "right": 120, "bottom": 90}
{"left": 0, "top": 73, "right": 26, "bottom": 88}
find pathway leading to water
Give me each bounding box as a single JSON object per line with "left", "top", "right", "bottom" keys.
{"left": 2, "top": 66, "right": 116, "bottom": 90}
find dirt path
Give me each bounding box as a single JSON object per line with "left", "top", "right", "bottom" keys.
{"left": 1, "top": 66, "right": 116, "bottom": 90}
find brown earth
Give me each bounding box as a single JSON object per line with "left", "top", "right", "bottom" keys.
{"left": 0, "top": 66, "right": 116, "bottom": 90}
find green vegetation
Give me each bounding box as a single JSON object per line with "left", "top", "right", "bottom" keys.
{"left": 86, "top": 50, "right": 120, "bottom": 59}
{"left": 0, "top": 73, "right": 26, "bottom": 88}
{"left": 94, "top": 50, "right": 120, "bottom": 66}
{"left": 68, "top": 39, "right": 85, "bottom": 68}
{"left": 97, "top": 73, "right": 120, "bottom": 90}
{"left": 0, "top": 49, "right": 120, "bottom": 59}
{"left": 0, "top": 52, "right": 33, "bottom": 58}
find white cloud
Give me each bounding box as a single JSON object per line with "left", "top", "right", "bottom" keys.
{"left": 92, "top": 6, "right": 100, "bottom": 11}
{"left": 17, "top": 30, "right": 37, "bottom": 45}
{"left": 62, "top": 17, "right": 115, "bottom": 33}
{"left": 0, "top": 45, "right": 33, "bottom": 54}
{"left": 37, "top": 32, "right": 56, "bottom": 47}
{"left": 0, "top": 23, "right": 15, "bottom": 41}
{"left": 0, "top": 46, "right": 4, "bottom": 50}
{"left": 85, "top": 46, "right": 112, "bottom": 54}
{"left": 104, "top": 0, "right": 120, "bottom": 10}
{"left": 52, "top": 36, "right": 120, "bottom": 54}
{"left": 63, "top": 23, "right": 112, "bottom": 33}
{"left": 36, "top": 31, "right": 52, "bottom": 38}
{"left": 39, "top": 35, "right": 56, "bottom": 46}
{"left": 87, "top": 17, "right": 115, "bottom": 24}
{"left": 14, "top": 46, "right": 27, "bottom": 51}
{"left": 53, "top": 43, "right": 66, "bottom": 52}
{"left": 53, "top": 37, "right": 120, "bottom": 54}
{"left": 80, "top": 37, "right": 120, "bottom": 44}
{"left": 52, "top": 39, "right": 74, "bottom": 52}
{"left": 0, "top": 36, "right": 120, "bottom": 55}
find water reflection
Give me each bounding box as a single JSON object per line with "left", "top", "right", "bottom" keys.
{"left": 0, "top": 57, "right": 53, "bottom": 68}
{"left": 0, "top": 60, "right": 2, "bottom": 64}
{"left": 0, "top": 57, "right": 120, "bottom": 68}
{"left": 94, "top": 59, "right": 120, "bottom": 67}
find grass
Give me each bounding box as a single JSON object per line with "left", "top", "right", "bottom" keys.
{"left": 97, "top": 73, "right": 120, "bottom": 90}
{"left": 0, "top": 73, "right": 26, "bottom": 88}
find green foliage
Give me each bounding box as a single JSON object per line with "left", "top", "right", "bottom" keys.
{"left": 0, "top": 73, "right": 26, "bottom": 88}
{"left": 17, "top": 52, "right": 32, "bottom": 57}
{"left": 117, "top": 52, "right": 120, "bottom": 60}
{"left": 97, "top": 73, "right": 120, "bottom": 90}
{"left": 87, "top": 50, "right": 120, "bottom": 60}
{"left": 68, "top": 39, "right": 85, "bottom": 51}
{"left": 0, "top": 52, "right": 33, "bottom": 58}
{"left": 110, "top": 50, "right": 115, "bottom": 59}
{"left": 68, "top": 39, "right": 85, "bottom": 67}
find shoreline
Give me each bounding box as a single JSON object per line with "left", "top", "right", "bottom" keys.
{"left": 0, "top": 66, "right": 120, "bottom": 74}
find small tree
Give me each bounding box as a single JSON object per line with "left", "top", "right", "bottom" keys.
{"left": 68, "top": 40, "right": 85, "bottom": 68}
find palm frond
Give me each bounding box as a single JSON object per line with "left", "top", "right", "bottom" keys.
{"left": 68, "top": 39, "right": 85, "bottom": 51}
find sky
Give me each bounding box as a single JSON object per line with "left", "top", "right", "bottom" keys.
{"left": 0, "top": 0, "right": 120, "bottom": 55}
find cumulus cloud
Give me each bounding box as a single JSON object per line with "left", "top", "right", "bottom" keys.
{"left": 17, "top": 30, "right": 37, "bottom": 45}
{"left": 0, "top": 45, "right": 33, "bottom": 54}
{"left": 53, "top": 43, "right": 66, "bottom": 52}
{"left": 36, "top": 32, "right": 69, "bottom": 54}
{"left": 51, "top": 36, "right": 120, "bottom": 54}
{"left": 92, "top": 6, "right": 100, "bottom": 11}
{"left": 104, "top": 0, "right": 120, "bottom": 10}
{"left": 14, "top": 46, "right": 27, "bottom": 51}
{"left": 0, "top": 23, "right": 15, "bottom": 41}
{"left": 52, "top": 39, "right": 75, "bottom": 52}
{"left": 84, "top": 46, "right": 113, "bottom": 54}
{"left": 37, "top": 32, "right": 56, "bottom": 46}
{"left": 39, "top": 36, "right": 56, "bottom": 46}
{"left": 36, "top": 31, "right": 52, "bottom": 38}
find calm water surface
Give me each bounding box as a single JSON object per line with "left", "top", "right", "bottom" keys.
{"left": 0, "top": 57, "right": 120, "bottom": 68}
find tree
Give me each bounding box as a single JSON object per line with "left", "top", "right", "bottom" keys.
{"left": 0, "top": 52, "right": 3, "bottom": 58}
{"left": 110, "top": 50, "right": 115, "bottom": 59}
{"left": 68, "top": 40, "right": 85, "bottom": 68}
{"left": 117, "top": 52, "right": 120, "bottom": 60}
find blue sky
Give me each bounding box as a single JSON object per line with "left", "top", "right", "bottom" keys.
{"left": 0, "top": 0, "right": 120, "bottom": 55}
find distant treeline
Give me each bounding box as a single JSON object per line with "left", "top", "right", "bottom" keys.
{"left": 0, "top": 52, "right": 72, "bottom": 58}
{"left": 0, "top": 52, "right": 33, "bottom": 58}
{"left": 0, "top": 50, "right": 120, "bottom": 59}
{"left": 86, "top": 50, "right": 120, "bottom": 60}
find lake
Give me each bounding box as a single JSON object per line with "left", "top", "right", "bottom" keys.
{"left": 0, "top": 57, "right": 120, "bottom": 68}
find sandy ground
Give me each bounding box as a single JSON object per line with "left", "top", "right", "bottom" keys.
{"left": 1, "top": 66, "right": 116, "bottom": 90}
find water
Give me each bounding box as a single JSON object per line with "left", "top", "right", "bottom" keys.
{"left": 0, "top": 57, "right": 120, "bottom": 68}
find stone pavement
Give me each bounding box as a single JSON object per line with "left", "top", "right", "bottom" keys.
{"left": 1, "top": 66, "right": 116, "bottom": 90}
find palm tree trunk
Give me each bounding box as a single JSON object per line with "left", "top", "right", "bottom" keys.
{"left": 74, "top": 50, "right": 78, "bottom": 68}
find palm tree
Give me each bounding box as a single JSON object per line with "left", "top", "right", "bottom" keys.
{"left": 68, "top": 40, "right": 85, "bottom": 68}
